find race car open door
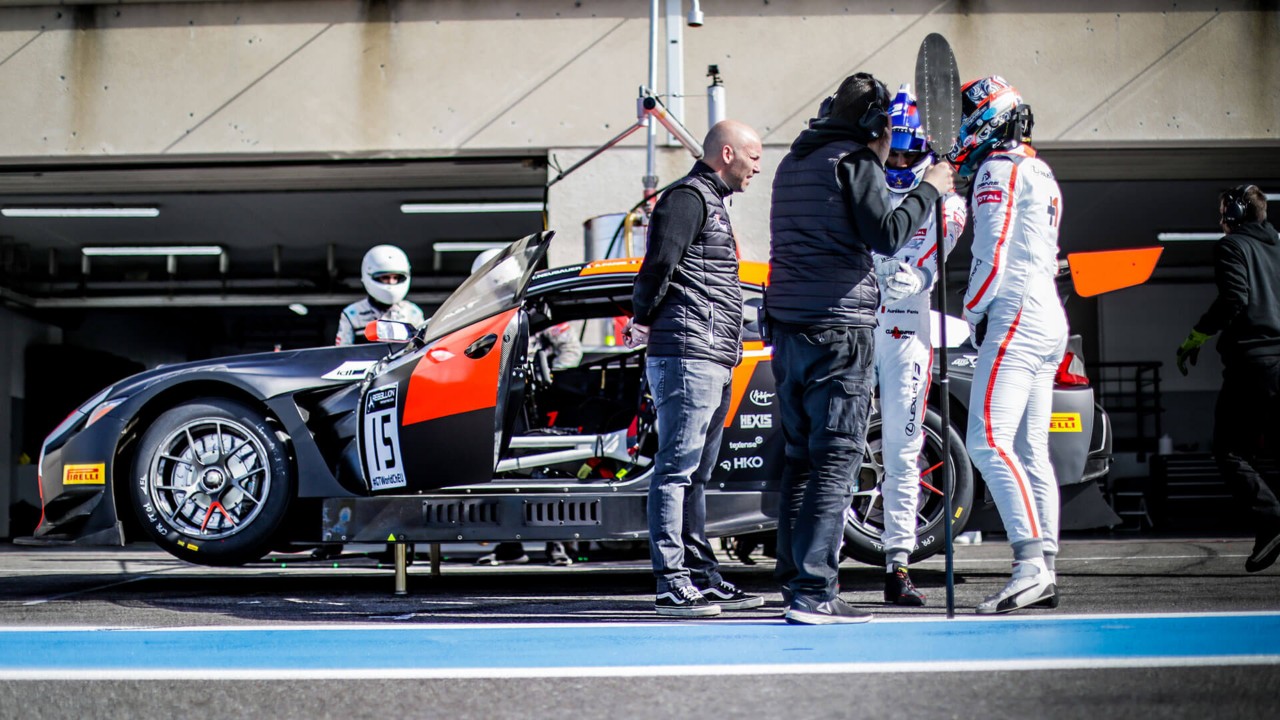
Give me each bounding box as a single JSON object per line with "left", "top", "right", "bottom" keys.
{"left": 357, "top": 232, "right": 552, "bottom": 493}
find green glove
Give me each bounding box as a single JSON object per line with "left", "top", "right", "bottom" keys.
{"left": 1176, "top": 329, "right": 1211, "bottom": 376}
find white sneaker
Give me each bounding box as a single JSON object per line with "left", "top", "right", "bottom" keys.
{"left": 976, "top": 560, "right": 1053, "bottom": 615}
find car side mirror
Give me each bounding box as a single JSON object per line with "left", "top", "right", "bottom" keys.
{"left": 364, "top": 320, "right": 416, "bottom": 343}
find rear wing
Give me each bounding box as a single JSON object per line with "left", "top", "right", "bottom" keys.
{"left": 1064, "top": 247, "right": 1164, "bottom": 298}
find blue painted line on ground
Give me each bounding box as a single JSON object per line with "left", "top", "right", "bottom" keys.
{"left": 3, "top": 614, "right": 1279, "bottom": 675}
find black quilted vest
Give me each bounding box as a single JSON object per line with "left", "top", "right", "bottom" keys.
{"left": 646, "top": 172, "right": 743, "bottom": 368}
{"left": 769, "top": 139, "right": 880, "bottom": 328}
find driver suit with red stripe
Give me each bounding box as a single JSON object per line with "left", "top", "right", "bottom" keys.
{"left": 874, "top": 193, "right": 966, "bottom": 574}
{"left": 963, "top": 144, "right": 1067, "bottom": 613}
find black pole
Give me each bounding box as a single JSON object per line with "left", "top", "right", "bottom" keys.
{"left": 936, "top": 196, "right": 956, "bottom": 619}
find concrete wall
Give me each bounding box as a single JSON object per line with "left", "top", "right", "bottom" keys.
{"left": 1, "top": 0, "right": 1275, "bottom": 261}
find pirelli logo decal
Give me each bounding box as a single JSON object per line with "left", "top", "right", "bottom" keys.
{"left": 63, "top": 463, "right": 106, "bottom": 485}
{"left": 1049, "top": 413, "right": 1082, "bottom": 433}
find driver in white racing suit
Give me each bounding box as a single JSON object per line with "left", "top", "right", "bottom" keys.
{"left": 336, "top": 245, "right": 425, "bottom": 346}
{"left": 950, "top": 76, "right": 1066, "bottom": 614}
{"left": 874, "top": 84, "right": 967, "bottom": 606}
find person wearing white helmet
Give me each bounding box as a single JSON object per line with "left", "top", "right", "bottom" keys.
{"left": 335, "top": 245, "right": 425, "bottom": 346}
{"left": 949, "top": 75, "right": 1065, "bottom": 614}
{"left": 873, "top": 83, "right": 967, "bottom": 606}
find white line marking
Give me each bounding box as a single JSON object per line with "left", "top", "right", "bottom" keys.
{"left": 2, "top": 655, "right": 1277, "bottom": 681}
{"left": 2, "top": 610, "right": 1278, "bottom": 632}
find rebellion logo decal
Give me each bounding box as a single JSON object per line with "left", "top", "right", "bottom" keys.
{"left": 1049, "top": 412, "right": 1083, "bottom": 432}
{"left": 63, "top": 463, "right": 106, "bottom": 485}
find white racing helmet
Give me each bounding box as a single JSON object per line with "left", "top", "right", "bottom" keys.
{"left": 361, "top": 245, "right": 412, "bottom": 306}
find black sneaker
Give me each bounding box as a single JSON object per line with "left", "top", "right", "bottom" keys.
{"left": 700, "top": 581, "right": 764, "bottom": 610}
{"left": 884, "top": 564, "right": 926, "bottom": 606}
{"left": 1246, "top": 522, "right": 1280, "bottom": 573}
{"left": 546, "top": 542, "right": 573, "bottom": 567}
{"left": 785, "top": 595, "right": 872, "bottom": 625}
{"left": 655, "top": 585, "right": 722, "bottom": 618}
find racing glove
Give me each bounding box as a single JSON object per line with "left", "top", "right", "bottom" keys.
{"left": 1176, "top": 329, "right": 1211, "bottom": 376}
{"left": 881, "top": 262, "right": 929, "bottom": 306}
{"left": 965, "top": 310, "right": 989, "bottom": 349}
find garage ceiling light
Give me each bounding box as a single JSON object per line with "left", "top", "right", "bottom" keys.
{"left": 3, "top": 207, "right": 160, "bottom": 218}
{"left": 82, "top": 245, "right": 224, "bottom": 257}
{"left": 1157, "top": 232, "right": 1221, "bottom": 242}
{"left": 400, "top": 202, "right": 542, "bottom": 215}
{"left": 1267, "top": 194, "right": 1279, "bottom": 202}
{"left": 432, "top": 241, "right": 511, "bottom": 253}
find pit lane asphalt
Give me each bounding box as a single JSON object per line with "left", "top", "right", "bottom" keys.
{"left": 1, "top": 535, "right": 1277, "bottom": 719}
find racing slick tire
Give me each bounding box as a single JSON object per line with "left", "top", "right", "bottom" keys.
{"left": 842, "top": 408, "right": 973, "bottom": 566}
{"left": 129, "top": 398, "right": 293, "bottom": 566}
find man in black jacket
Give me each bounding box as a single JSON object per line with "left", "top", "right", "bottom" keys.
{"left": 624, "top": 119, "right": 766, "bottom": 617}
{"left": 768, "top": 73, "right": 954, "bottom": 624}
{"left": 1177, "top": 184, "right": 1280, "bottom": 573}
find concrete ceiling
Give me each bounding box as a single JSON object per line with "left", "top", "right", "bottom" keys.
{"left": 0, "top": 155, "right": 549, "bottom": 309}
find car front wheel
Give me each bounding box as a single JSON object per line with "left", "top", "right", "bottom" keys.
{"left": 842, "top": 408, "right": 973, "bottom": 566}
{"left": 130, "top": 398, "right": 293, "bottom": 566}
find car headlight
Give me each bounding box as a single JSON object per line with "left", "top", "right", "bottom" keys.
{"left": 84, "top": 397, "right": 128, "bottom": 428}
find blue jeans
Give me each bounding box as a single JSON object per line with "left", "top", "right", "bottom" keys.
{"left": 770, "top": 324, "right": 875, "bottom": 602}
{"left": 646, "top": 356, "right": 733, "bottom": 593}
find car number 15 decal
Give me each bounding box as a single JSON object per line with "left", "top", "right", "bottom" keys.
{"left": 363, "top": 384, "right": 407, "bottom": 490}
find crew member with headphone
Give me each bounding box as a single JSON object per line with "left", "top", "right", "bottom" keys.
{"left": 767, "top": 72, "right": 955, "bottom": 624}
{"left": 1178, "top": 184, "right": 1280, "bottom": 573}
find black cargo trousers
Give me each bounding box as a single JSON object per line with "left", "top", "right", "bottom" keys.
{"left": 769, "top": 322, "right": 875, "bottom": 602}
{"left": 1213, "top": 354, "right": 1280, "bottom": 529}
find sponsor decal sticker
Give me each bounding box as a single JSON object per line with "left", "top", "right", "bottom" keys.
{"left": 976, "top": 189, "right": 1003, "bottom": 205}
{"left": 720, "top": 456, "right": 764, "bottom": 471}
{"left": 322, "top": 361, "right": 378, "bottom": 381}
{"left": 740, "top": 413, "right": 773, "bottom": 430}
{"left": 363, "top": 384, "right": 407, "bottom": 490}
{"left": 749, "top": 390, "right": 775, "bottom": 407}
{"left": 728, "top": 436, "right": 765, "bottom": 451}
{"left": 1049, "top": 412, "right": 1082, "bottom": 432}
{"left": 63, "top": 463, "right": 105, "bottom": 485}
{"left": 885, "top": 326, "right": 916, "bottom": 340}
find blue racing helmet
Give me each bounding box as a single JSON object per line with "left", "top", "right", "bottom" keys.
{"left": 886, "top": 83, "right": 932, "bottom": 193}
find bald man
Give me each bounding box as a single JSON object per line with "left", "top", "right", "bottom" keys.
{"left": 624, "top": 120, "right": 765, "bottom": 617}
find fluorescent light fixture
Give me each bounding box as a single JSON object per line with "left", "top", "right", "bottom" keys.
{"left": 401, "top": 201, "right": 542, "bottom": 215}
{"left": 1267, "top": 194, "right": 1279, "bottom": 203}
{"left": 82, "top": 245, "right": 224, "bottom": 257}
{"left": 432, "top": 241, "right": 511, "bottom": 253}
{"left": 1157, "top": 232, "right": 1221, "bottom": 243}
{"left": 288, "top": 303, "right": 309, "bottom": 316}
{"left": 3, "top": 207, "right": 159, "bottom": 218}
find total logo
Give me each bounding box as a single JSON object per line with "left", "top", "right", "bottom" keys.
{"left": 749, "top": 390, "right": 775, "bottom": 407}
{"left": 728, "top": 436, "right": 765, "bottom": 451}
{"left": 719, "top": 456, "right": 764, "bottom": 471}
{"left": 740, "top": 413, "right": 773, "bottom": 429}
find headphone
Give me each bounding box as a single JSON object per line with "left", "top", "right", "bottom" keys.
{"left": 1222, "top": 185, "right": 1250, "bottom": 224}
{"left": 856, "top": 80, "right": 891, "bottom": 140}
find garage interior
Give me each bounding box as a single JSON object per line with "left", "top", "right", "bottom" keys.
{"left": 2, "top": 144, "right": 1279, "bottom": 539}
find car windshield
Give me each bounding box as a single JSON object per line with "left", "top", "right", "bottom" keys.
{"left": 421, "top": 232, "right": 550, "bottom": 345}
